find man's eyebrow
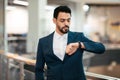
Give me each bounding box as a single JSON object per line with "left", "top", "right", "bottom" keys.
{"left": 60, "top": 18, "right": 71, "bottom": 20}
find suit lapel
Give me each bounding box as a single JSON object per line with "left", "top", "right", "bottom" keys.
{"left": 63, "top": 31, "right": 75, "bottom": 61}
{"left": 67, "top": 31, "right": 75, "bottom": 44}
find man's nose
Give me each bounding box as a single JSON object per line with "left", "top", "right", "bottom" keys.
{"left": 64, "top": 20, "right": 69, "bottom": 25}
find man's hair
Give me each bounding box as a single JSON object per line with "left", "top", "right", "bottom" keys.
{"left": 53, "top": 6, "right": 71, "bottom": 19}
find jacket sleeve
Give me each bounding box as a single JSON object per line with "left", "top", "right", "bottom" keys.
{"left": 35, "top": 39, "right": 45, "bottom": 80}
{"left": 80, "top": 33, "right": 105, "bottom": 54}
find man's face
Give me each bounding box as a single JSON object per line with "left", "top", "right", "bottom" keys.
{"left": 53, "top": 12, "right": 71, "bottom": 35}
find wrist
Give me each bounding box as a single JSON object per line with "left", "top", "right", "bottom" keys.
{"left": 78, "top": 41, "right": 81, "bottom": 49}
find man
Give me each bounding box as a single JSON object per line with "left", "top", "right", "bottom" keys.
{"left": 35, "top": 6, "right": 105, "bottom": 80}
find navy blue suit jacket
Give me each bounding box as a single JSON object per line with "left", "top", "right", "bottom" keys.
{"left": 35, "top": 31, "right": 105, "bottom": 80}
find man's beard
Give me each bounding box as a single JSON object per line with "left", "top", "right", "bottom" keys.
{"left": 59, "top": 25, "right": 69, "bottom": 34}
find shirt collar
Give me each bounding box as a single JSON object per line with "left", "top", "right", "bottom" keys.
{"left": 54, "top": 31, "right": 68, "bottom": 39}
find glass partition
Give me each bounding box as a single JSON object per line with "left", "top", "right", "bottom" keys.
{"left": 84, "top": 5, "right": 120, "bottom": 79}
{"left": 0, "top": 0, "right": 5, "bottom": 80}
{"left": 0, "top": 0, "right": 4, "bottom": 50}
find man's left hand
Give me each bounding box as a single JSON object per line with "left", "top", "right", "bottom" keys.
{"left": 65, "top": 42, "right": 79, "bottom": 55}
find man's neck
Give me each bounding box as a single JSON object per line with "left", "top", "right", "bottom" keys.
{"left": 55, "top": 30, "right": 64, "bottom": 36}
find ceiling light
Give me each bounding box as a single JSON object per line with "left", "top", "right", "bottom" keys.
{"left": 13, "top": 0, "right": 29, "bottom": 6}
{"left": 83, "top": 5, "right": 89, "bottom": 12}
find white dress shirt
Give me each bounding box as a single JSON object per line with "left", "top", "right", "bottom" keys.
{"left": 53, "top": 31, "right": 68, "bottom": 61}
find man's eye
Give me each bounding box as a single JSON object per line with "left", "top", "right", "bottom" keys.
{"left": 67, "top": 19, "right": 70, "bottom": 22}
{"left": 60, "top": 20, "right": 65, "bottom": 22}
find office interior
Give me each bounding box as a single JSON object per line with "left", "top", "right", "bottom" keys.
{"left": 0, "top": 0, "right": 120, "bottom": 80}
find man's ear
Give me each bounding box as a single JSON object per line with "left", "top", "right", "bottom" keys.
{"left": 53, "top": 18, "right": 56, "bottom": 24}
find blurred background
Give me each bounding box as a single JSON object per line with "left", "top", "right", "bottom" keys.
{"left": 0, "top": 0, "right": 120, "bottom": 80}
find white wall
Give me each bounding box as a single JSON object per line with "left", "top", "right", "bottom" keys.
{"left": 6, "top": 6, "right": 28, "bottom": 34}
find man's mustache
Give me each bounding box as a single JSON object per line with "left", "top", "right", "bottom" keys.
{"left": 64, "top": 25, "right": 69, "bottom": 28}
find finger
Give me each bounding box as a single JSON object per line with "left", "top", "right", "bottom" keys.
{"left": 69, "top": 47, "right": 72, "bottom": 50}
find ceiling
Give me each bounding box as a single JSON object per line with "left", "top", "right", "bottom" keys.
{"left": 8, "top": 0, "right": 120, "bottom": 6}
{"left": 66, "top": 0, "right": 120, "bottom": 4}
